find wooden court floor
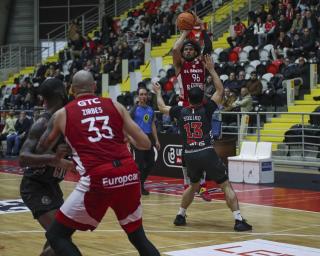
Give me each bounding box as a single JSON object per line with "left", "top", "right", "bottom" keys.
{"left": 0, "top": 160, "right": 320, "bottom": 256}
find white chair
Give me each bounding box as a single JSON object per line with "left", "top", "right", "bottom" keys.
{"left": 243, "top": 45, "right": 253, "bottom": 53}
{"left": 212, "top": 52, "right": 219, "bottom": 63}
{"left": 214, "top": 48, "right": 224, "bottom": 56}
{"left": 220, "top": 74, "right": 229, "bottom": 83}
{"left": 239, "top": 50, "right": 249, "bottom": 62}
{"left": 262, "top": 73, "right": 274, "bottom": 82}
{"left": 228, "top": 141, "right": 257, "bottom": 182}
{"left": 243, "top": 142, "right": 274, "bottom": 184}
{"left": 245, "top": 60, "right": 261, "bottom": 74}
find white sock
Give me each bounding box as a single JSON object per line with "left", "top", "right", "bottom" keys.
{"left": 178, "top": 207, "right": 186, "bottom": 217}
{"left": 233, "top": 210, "right": 243, "bottom": 221}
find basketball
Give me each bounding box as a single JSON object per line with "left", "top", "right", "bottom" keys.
{"left": 176, "top": 12, "right": 196, "bottom": 30}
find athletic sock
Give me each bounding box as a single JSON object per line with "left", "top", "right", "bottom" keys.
{"left": 233, "top": 210, "right": 243, "bottom": 221}
{"left": 178, "top": 207, "right": 186, "bottom": 217}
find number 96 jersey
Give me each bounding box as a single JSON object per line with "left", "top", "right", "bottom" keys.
{"left": 178, "top": 58, "right": 205, "bottom": 106}
{"left": 64, "top": 95, "right": 132, "bottom": 176}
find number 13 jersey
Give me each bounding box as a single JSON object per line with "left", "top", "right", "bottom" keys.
{"left": 64, "top": 95, "right": 131, "bottom": 176}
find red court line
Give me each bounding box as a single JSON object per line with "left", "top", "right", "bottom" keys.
{"left": 1, "top": 159, "right": 319, "bottom": 212}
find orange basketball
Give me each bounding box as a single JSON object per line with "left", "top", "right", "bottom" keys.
{"left": 176, "top": 12, "right": 196, "bottom": 31}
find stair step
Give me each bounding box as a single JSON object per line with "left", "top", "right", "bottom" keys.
{"left": 295, "top": 100, "right": 319, "bottom": 105}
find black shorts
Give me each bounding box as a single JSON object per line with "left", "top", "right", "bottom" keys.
{"left": 184, "top": 147, "right": 228, "bottom": 184}
{"left": 20, "top": 176, "right": 64, "bottom": 219}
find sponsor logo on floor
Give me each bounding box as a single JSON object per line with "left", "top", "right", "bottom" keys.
{"left": 0, "top": 199, "right": 29, "bottom": 214}
{"left": 164, "top": 239, "right": 320, "bottom": 256}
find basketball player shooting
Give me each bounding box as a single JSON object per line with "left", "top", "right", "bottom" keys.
{"left": 173, "top": 12, "right": 213, "bottom": 201}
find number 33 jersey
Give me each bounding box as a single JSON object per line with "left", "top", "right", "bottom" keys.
{"left": 178, "top": 58, "right": 205, "bottom": 106}
{"left": 64, "top": 95, "right": 132, "bottom": 176}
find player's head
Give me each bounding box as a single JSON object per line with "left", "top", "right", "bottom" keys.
{"left": 188, "top": 87, "right": 204, "bottom": 105}
{"left": 39, "top": 78, "right": 68, "bottom": 107}
{"left": 181, "top": 40, "right": 201, "bottom": 61}
{"left": 71, "top": 70, "right": 96, "bottom": 97}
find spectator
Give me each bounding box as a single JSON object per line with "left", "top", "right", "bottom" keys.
{"left": 6, "top": 111, "right": 32, "bottom": 156}
{"left": 274, "top": 30, "right": 292, "bottom": 57}
{"left": 301, "top": 28, "right": 315, "bottom": 57}
{"left": 224, "top": 72, "right": 242, "bottom": 93}
{"left": 246, "top": 71, "right": 263, "bottom": 98}
{"left": 109, "top": 56, "right": 122, "bottom": 85}
{"left": 254, "top": 16, "right": 266, "bottom": 47}
{"left": 237, "top": 70, "right": 247, "bottom": 88}
{"left": 227, "top": 17, "right": 246, "bottom": 48}
{"left": 255, "top": 4, "right": 268, "bottom": 22}
{"left": 265, "top": 14, "right": 277, "bottom": 43}
{"left": 291, "top": 12, "right": 303, "bottom": 33}
{"left": 302, "top": 10, "right": 318, "bottom": 37}
{"left": 0, "top": 110, "right": 17, "bottom": 146}
{"left": 129, "top": 42, "right": 145, "bottom": 71}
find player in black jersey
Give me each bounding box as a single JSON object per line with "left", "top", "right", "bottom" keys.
{"left": 153, "top": 55, "right": 252, "bottom": 232}
{"left": 19, "top": 78, "right": 74, "bottom": 255}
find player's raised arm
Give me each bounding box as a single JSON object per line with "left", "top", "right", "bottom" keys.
{"left": 114, "top": 101, "right": 151, "bottom": 150}
{"left": 172, "top": 30, "right": 190, "bottom": 74}
{"left": 153, "top": 82, "right": 171, "bottom": 115}
{"left": 203, "top": 55, "right": 224, "bottom": 105}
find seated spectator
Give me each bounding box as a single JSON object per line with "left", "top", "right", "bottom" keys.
{"left": 242, "top": 19, "right": 256, "bottom": 46}
{"left": 285, "top": 3, "right": 294, "bottom": 22}
{"left": 104, "top": 55, "right": 115, "bottom": 74}
{"left": 302, "top": 10, "right": 318, "bottom": 37}
{"left": 129, "top": 41, "right": 145, "bottom": 71}
{"left": 224, "top": 72, "right": 242, "bottom": 93}
{"left": 300, "top": 28, "right": 316, "bottom": 57}
{"left": 245, "top": 71, "right": 262, "bottom": 99}
{"left": 227, "top": 17, "right": 246, "bottom": 48}
{"left": 237, "top": 70, "right": 247, "bottom": 88}
{"left": 232, "top": 87, "right": 253, "bottom": 112}
{"left": 255, "top": 4, "right": 268, "bottom": 23}
{"left": 265, "top": 14, "right": 277, "bottom": 43}
{"left": 287, "top": 32, "right": 303, "bottom": 58}
{"left": 109, "top": 56, "right": 122, "bottom": 85}
{"left": 254, "top": 16, "right": 266, "bottom": 47}
{"left": 0, "top": 110, "right": 17, "bottom": 146}
{"left": 6, "top": 111, "right": 32, "bottom": 156}
{"left": 291, "top": 12, "right": 303, "bottom": 33}
{"left": 222, "top": 87, "right": 237, "bottom": 111}
{"left": 274, "top": 30, "right": 292, "bottom": 57}
{"left": 277, "top": 14, "right": 290, "bottom": 33}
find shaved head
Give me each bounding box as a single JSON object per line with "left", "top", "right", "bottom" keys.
{"left": 72, "top": 70, "right": 95, "bottom": 96}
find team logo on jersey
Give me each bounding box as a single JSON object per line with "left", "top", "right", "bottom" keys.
{"left": 143, "top": 114, "right": 150, "bottom": 123}
{"left": 0, "top": 199, "right": 30, "bottom": 214}
{"left": 41, "top": 196, "right": 52, "bottom": 205}
{"left": 163, "top": 144, "right": 183, "bottom": 168}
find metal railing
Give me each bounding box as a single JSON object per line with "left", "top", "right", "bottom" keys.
{"left": 221, "top": 111, "right": 320, "bottom": 167}
{"left": 0, "top": 44, "right": 49, "bottom": 70}
{"left": 156, "top": 110, "right": 320, "bottom": 167}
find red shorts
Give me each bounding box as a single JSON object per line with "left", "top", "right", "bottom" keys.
{"left": 56, "top": 158, "right": 142, "bottom": 234}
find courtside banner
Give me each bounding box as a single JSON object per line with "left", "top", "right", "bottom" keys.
{"left": 164, "top": 239, "right": 320, "bottom": 256}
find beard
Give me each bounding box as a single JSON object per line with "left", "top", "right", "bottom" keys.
{"left": 183, "top": 54, "right": 196, "bottom": 62}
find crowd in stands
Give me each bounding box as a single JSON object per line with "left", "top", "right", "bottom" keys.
{"left": 1, "top": 0, "right": 320, "bottom": 156}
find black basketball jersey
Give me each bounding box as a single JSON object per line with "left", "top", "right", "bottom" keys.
{"left": 170, "top": 100, "right": 218, "bottom": 152}
{"left": 22, "top": 112, "right": 66, "bottom": 183}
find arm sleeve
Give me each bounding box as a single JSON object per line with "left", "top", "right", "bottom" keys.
{"left": 202, "top": 30, "right": 213, "bottom": 55}
{"left": 205, "top": 100, "right": 218, "bottom": 119}
{"left": 169, "top": 106, "right": 182, "bottom": 120}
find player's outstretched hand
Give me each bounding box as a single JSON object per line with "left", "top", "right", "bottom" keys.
{"left": 152, "top": 82, "right": 162, "bottom": 94}
{"left": 203, "top": 54, "right": 215, "bottom": 72}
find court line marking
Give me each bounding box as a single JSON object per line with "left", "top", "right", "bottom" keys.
{"left": 1, "top": 172, "right": 319, "bottom": 213}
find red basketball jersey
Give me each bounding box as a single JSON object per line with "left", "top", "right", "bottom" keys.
{"left": 64, "top": 95, "right": 132, "bottom": 176}
{"left": 178, "top": 58, "right": 205, "bottom": 106}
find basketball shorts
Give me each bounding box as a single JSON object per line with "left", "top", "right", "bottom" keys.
{"left": 56, "top": 158, "right": 142, "bottom": 234}
{"left": 184, "top": 147, "right": 228, "bottom": 184}
{"left": 20, "top": 176, "right": 64, "bottom": 219}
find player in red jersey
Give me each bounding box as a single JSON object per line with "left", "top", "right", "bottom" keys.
{"left": 37, "top": 70, "right": 160, "bottom": 256}
{"left": 173, "top": 13, "right": 213, "bottom": 201}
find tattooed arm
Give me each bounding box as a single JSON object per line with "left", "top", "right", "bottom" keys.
{"left": 37, "top": 108, "right": 66, "bottom": 153}
{"left": 19, "top": 114, "right": 70, "bottom": 169}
